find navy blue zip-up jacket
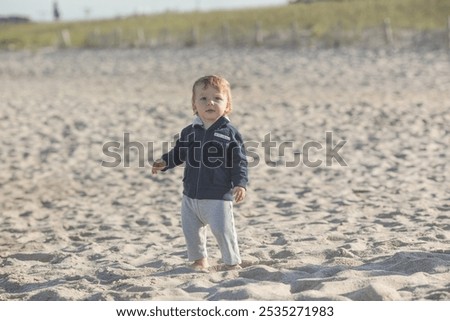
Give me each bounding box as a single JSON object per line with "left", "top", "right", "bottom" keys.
{"left": 161, "top": 116, "right": 248, "bottom": 201}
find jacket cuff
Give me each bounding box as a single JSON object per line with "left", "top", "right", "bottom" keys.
{"left": 160, "top": 155, "right": 170, "bottom": 171}
{"left": 233, "top": 179, "right": 248, "bottom": 190}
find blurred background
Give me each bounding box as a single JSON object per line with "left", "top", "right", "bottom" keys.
{"left": 0, "top": 0, "right": 286, "bottom": 21}
{"left": 1, "top": 0, "right": 449, "bottom": 50}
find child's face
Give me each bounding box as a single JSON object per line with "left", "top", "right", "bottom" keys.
{"left": 193, "top": 85, "right": 229, "bottom": 125}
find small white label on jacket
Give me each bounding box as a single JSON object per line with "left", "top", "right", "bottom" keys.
{"left": 214, "top": 132, "right": 231, "bottom": 141}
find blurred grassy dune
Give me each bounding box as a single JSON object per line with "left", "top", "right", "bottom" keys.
{"left": 1, "top": 0, "right": 449, "bottom": 49}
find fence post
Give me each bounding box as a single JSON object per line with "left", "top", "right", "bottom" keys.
{"left": 159, "top": 28, "right": 170, "bottom": 46}
{"left": 333, "top": 21, "right": 344, "bottom": 48}
{"left": 447, "top": 16, "right": 450, "bottom": 50}
{"left": 255, "top": 21, "right": 264, "bottom": 45}
{"left": 383, "top": 18, "right": 394, "bottom": 47}
{"left": 93, "top": 28, "right": 101, "bottom": 47}
{"left": 222, "top": 22, "right": 231, "bottom": 46}
{"left": 136, "top": 28, "right": 145, "bottom": 47}
{"left": 59, "top": 29, "right": 71, "bottom": 48}
{"left": 185, "top": 26, "right": 200, "bottom": 47}
{"left": 191, "top": 26, "right": 200, "bottom": 46}
{"left": 114, "top": 28, "right": 123, "bottom": 47}
{"left": 291, "top": 21, "right": 299, "bottom": 47}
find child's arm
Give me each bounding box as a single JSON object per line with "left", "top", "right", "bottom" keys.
{"left": 151, "top": 129, "right": 188, "bottom": 174}
{"left": 229, "top": 131, "right": 248, "bottom": 201}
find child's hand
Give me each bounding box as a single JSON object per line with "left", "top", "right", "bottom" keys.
{"left": 233, "top": 186, "right": 246, "bottom": 203}
{"left": 152, "top": 159, "right": 167, "bottom": 174}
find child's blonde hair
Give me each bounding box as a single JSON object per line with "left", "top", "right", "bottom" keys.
{"left": 192, "top": 75, "right": 232, "bottom": 115}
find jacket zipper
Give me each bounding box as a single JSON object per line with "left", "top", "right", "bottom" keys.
{"left": 195, "top": 126, "right": 207, "bottom": 198}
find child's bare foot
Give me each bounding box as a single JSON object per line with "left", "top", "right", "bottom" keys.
{"left": 223, "top": 264, "right": 242, "bottom": 271}
{"left": 189, "top": 258, "right": 209, "bottom": 272}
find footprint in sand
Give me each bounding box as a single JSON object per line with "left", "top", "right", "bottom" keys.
{"left": 9, "top": 252, "right": 68, "bottom": 264}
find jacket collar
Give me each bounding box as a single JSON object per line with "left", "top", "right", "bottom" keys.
{"left": 192, "top": 116, "right": 230, "bottom": 129}
{"left": 192, "top": 116, "right": 204, "bottom": 127}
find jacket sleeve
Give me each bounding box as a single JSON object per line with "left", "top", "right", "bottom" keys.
{"left": 229, "top": 130, "right": 248, "bottom": 189}
{"left": 160, "top": 128, "right": 188, "bottom": 171}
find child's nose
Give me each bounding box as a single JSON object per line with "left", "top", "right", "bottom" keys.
{"left": 207, "top": 100, "right": 215, "bottom": 106}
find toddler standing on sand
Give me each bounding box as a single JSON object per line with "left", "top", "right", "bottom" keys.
{"left": 152, "top": 75, "right": 248, "bottom": 271}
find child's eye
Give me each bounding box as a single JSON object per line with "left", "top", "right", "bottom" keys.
{"left": 200, "top": 97, "right": 207, "bottom": 100}
{"left": 215, "top": 97, "right": 223, "bottom": 101}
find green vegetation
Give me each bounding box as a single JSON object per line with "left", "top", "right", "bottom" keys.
{"left": 1, "top": 0, "right": 449, "bottom": 49}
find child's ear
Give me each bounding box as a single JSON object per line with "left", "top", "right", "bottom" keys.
{"left": 225, "top": 102, "right": 232, "bottom": 115}
{"left": 192, "top": 96, "right": 197, "bottom": 114}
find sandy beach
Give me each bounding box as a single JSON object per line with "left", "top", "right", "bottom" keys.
{"left": 0, "top": 47, "right": 449, "bottom": 300}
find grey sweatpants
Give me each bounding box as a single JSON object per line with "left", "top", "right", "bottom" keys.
{"left": 181, "top": 195, "right": 241, "bottom": 265}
